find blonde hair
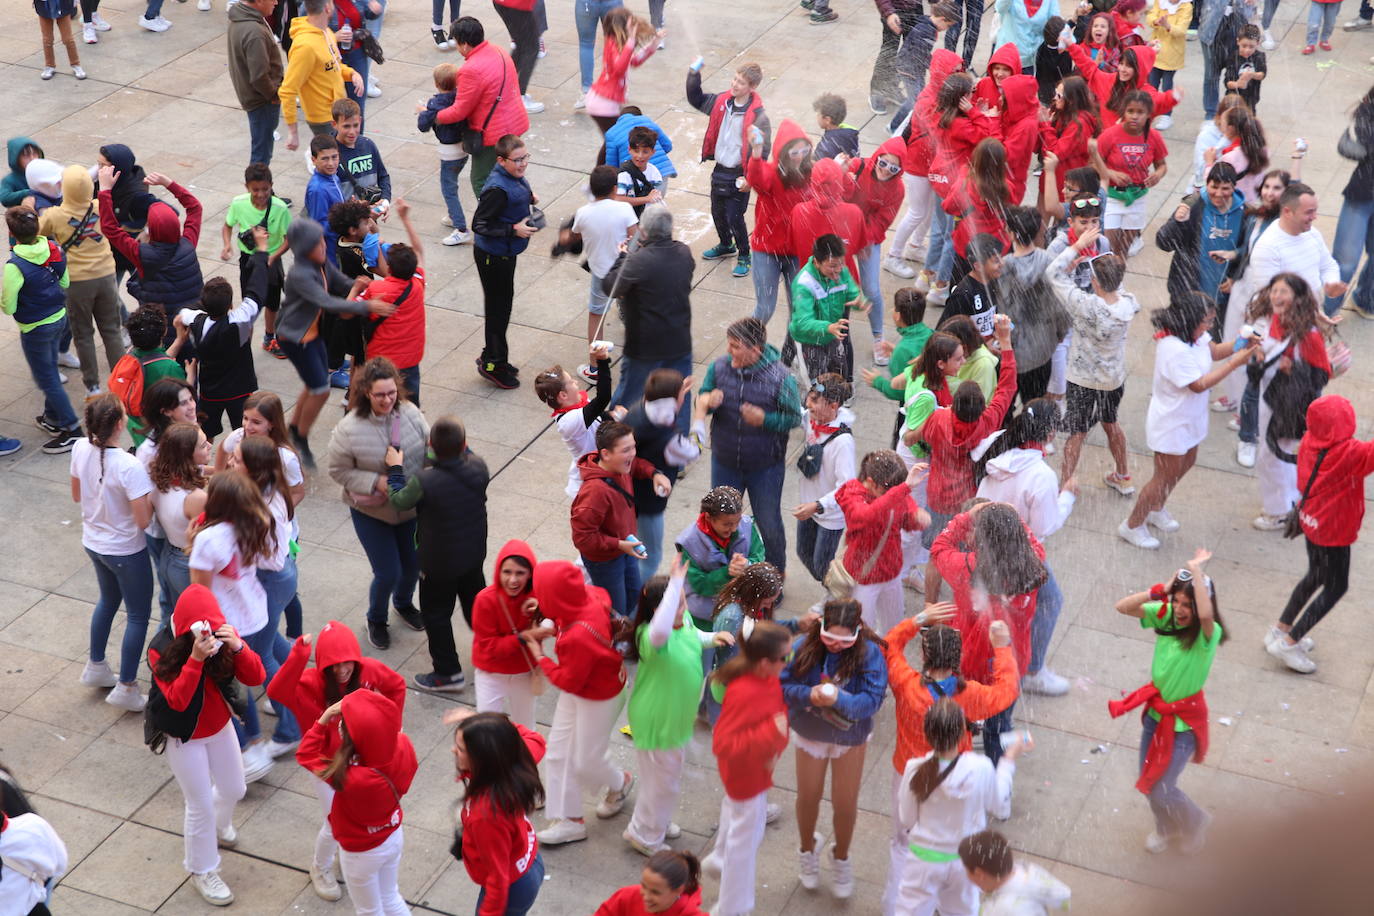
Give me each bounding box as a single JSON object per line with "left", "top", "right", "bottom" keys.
{"left": 433, "top": 62, "right": 457, "bottom": 91}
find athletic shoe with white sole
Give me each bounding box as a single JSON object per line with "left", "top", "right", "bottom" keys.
{"left": 139, "top": 15, "right": 170, "bottom": 31}
{"left": 596, "top": 771, "right": 635, "bottom": 818}
{"left": 310, "top": 865, "right": 343, "bottom": 901}
{"left": 1146, "top": 509, "right": 1180, "bottom": 532}
{"left": 1264, "top": 626, "right": 1313, "bottom": 653}
{"left": 57, "top": 351, "right": 81, "bottom": 369}
{"left": 442, "top": 229, "right": 473, "bottom": 246}
{"left": 537, "top": 818, "right": 589, "bottom": 845}
{"left": 1104, "top": 472, "right": 1136, "bottom": 496}
{"left": 766, "top": 802, "right": 782, "bottom": 824}
{"left": 1144, "top": 831, "right": 1170, "bottom": 854}
{"left": 81, "top": 659, "right": 118, "bottom": 687}
{"left": 1266, "top": 635, "right": 1316, "bottom": 673}
{"left": 798, "top": 835, "right": 822, "bottom": 890}
{"left": 883, "top": 255, "right": 917, "bottom": 279}
{"left": 1021, "top": 667, "right": 1070, "bottom": 696}
{"left": 83, "top": 23, "right": 98, "bottom": 43}
{"left": 1236, "top": 440, "right": 1256, "bottom": 467}
{"left": 624, "top": 829, "right": 670, "bottom": 856}
{"left": 192, "top": 871, "right": 234, "bottom": 906}
{"left": 106, "top": 682, "right": 147, "bottom": 712}
{"left": 263, "top": 739, "right": 300, "bottom": 759}
{"left": 217, "top": 824, "right": 238, "bottom": 847}
{"left": 1118, "top": 520, "right": 1160, "bottom": 550}
{"left": 829, "top": 849, "right": 854, "bottom": 899}
{"left": 1252, "top": 513, "right": 1287, "bottom": 531}
{"left": 242, "top": 745, "right": 274, "bottom": 783}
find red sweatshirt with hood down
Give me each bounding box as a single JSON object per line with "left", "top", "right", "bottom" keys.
{"left": 941, "top": 166, "right": 1012, "bottom": 258}
{"left": 905, "top": 51, "right": 965, "bottom": 178}
{"left": 921, "top": 348, "right": 1017, "bottom": 513}
{"left": 471, "top": 539, "right": 541, "bottom": 675}
{"left": 571, "top": 453, "right": 659, "bottom": 562}
{"left": 789, "top": 157, "right": 863, "bottom": 279}
{"left": 532, "top": 560, "right": 627, "bottom": 700}
{"left": 1039, "top": 110, "right": 1098, "bottom": 201}
{"left": 999, "top": 74, "right": 1041, "bottom": 204}
{"left": 596, "top": 885, "right": 706, "bottom": 916}
{"left": 268, "top": 620, "right": 407, "bottom": 768}
{"left": 299, "top": 690, "right": 417, "bottom": 852}
{"left": 1298, "top": 395, "right": 1374, "bottom": 547}
{"left": 150, "top": 585, "right": 266, "bottom": 741}
{"left": 745, "top": 119, "right": 814, "bottom": 255}
{"left": 846, "top": 137, "right": 908, "bottom": 248}
{"left": 1068, "top": 42, "right": 1175, "bottom": 127}
{"left": 713, "top": 670, "right": 788, "bottom": 800}
{"left": 461, "top": 722, "right": 546, "bottom": 916}
{"left": 972, "top": 43, "right": 1023, "bottom": 111}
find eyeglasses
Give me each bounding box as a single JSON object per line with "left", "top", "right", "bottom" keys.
{"left": 1070, "top": 196, "right": 1102, "bottom": 210}
{"left": 506, "top": 154, "right": 531, "bottom": 165}
{"left": 876, "top": 159, "right": 902, "bottom": 174}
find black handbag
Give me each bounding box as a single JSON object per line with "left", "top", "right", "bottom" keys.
{"left": 355, "top": 26, "right": 385, "bottom": 64}
{"left": 1284, "top": 448, "right": 1328, "bottom": 540}
{"left": 796, "top": 425, "right": 850, "bottom": 478}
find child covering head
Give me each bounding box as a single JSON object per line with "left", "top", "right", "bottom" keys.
{"left": 535, "top": 343, "right": 621, "bottom": 498}
{"left": 959, "top": 829, "right": 1072, "bottom": 915}
{"left": 676, "top": 486, "right": 766, "bottom": 628}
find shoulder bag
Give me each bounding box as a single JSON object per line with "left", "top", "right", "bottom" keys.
{"left": 462, "top": 58, "right": 507, "bottom": 156}
{"left": 1283, "top": 447, "right": 1328, "bottom": 539}
{"left": 823, "top": 509, "right": 895, "bottom": 599}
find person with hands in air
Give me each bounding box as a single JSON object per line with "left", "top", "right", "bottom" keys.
{"left": 97, "top": 165, "right": 204, "bottom": 315}
{"left": 789, "top": 233, "right": 869, "bottom": 385}
{"left": 536, "top": 342, "right": 621, "bottom": 498}
{"left": 148, "top": 585, "right": 265, "bottom": 908}
{"left": 677, "top": 486, "right": 767, "bottom": 629}
{"left": 1109, "top": 548, "right": 1223, "bottom": 854}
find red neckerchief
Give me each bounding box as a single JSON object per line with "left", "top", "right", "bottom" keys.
{"left": 1222, "top": 138, "right": 1241, "bottom": 155}
{"left": 1066, "top": 225, "right": 1091, "bottom": 266}
{"left": 696, "top": 514, "right": 732, "bottom": 549}
{"left": 1024, "top": 441, "right": 1046, "bottom": 454}
{"left": 550, "top": 390, "right": 590, "bottom": 418}
{"left": 1024, "top": 0, "right": 1044, "bottom": 16}
{"left": 810, "top": 419, "right": 841, "bottom": 438}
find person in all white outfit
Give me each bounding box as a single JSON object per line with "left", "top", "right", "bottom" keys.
{"left": 791, "top": 373, "right": 857, "bottom": 582}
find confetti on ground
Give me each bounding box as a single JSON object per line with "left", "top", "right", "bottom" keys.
{"left": 1219, "top": 716, "right": 1233, "bottom": 726}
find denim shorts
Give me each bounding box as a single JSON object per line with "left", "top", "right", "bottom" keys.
{"left": 280, "top": 336, "right": 331, "bottom": 394}
{"left": 589, "top": 273, "right": 610, "bottom": 315}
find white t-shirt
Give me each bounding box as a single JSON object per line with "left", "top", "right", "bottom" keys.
{"left": 572, "top": 198, "right": 638, "bottom": 278}
{"left": 70, "top": 439, "right": 154, "bottom": 556}
{"left": 189, "top": 521, "right": 268, "bottom": 636}
{"left": 220, "top": 428, "right": 305, "bottom": 488}
{"left": 616, "top": 161, "right": 663, "bottom": 198}
{"left": 134, "top": 437, "right": 165, "bottom": 539}
{"left": 1146, "top": 335, "right": 1214, "bottom": 455}
{"left": 261, "top": 489, "right": 292, "bottom": 572}
{"left": 150, "top": 486, "right": 195, "bottom": 549}
{"left": 557, "top": 408, "right": 601, "bottom": 499}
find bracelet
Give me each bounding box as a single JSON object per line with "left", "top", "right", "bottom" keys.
{"left": 231, "top": 643, "right": 245, "bottom": 655}
{"left": 916, "top": 611, "right": 927, "bottom": 627}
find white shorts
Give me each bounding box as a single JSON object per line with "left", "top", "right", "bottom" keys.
{"left": 792, "top": 731, "right": 867, "bottom": 760}
{"left": 1104, "top": 195, "right": 1148, "bottom": 231}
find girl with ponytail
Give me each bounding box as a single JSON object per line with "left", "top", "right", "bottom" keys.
{"left": 594, "top": 850, "right": 705, "bottom": 915}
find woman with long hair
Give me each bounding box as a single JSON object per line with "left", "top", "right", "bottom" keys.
{"left": 845, "top": 138, "right": 908, "bottom": 362}
{"left": 586, "top": 8, "right": 662, "bottom": 162}
{"left": 71, "top": 393, "right": 154, "bottom": 712}
{"left": 147, "top": 585, "right": 265, "bottom": 907}
{"left": 1038, "top": 76, "right": 1100, "bottom": 204}
{"left": 925, "top": 71, "right": 998, "bottom": 305}
{"left": 1207, "top": 105, "right": 1269, "bottom": 203}
{"left": 1109, "top": 549, "right": 1224, "bottom": 853}
{"left": 594, "top": 849, "right": 705, "bottom": 916}
{"left": 573, "top": 0, "right": 626, "bottom": 108}
{"left": 704, "top": 561, "right": 801, "bottom": 726}
{"left": 268, "top": 621, "right": 406, "bottom": 901}
{"left": 895, "top": 698, "right": 1029, "bottom": 915}
{"left": 326, "top": 357, "right": 430, "bottom": 651}
{"left": 1068, "top": 40, "right": 1177, "bottom": 129}
{"left": 745, "top": 120, "right": 814, "bottom": 363}
{"left": 471, "top": 540, "right": 541, "bottom": 728}
{"left": 780, "top": 599, "right": 887, "bottom": 899}
{"left": 147, "top": 422, "right": 211, "bottom": 616}
{"left": 1090, "top": 88, "right": 1167, "bottom": 258}
{"left": 299, "top": 690, "right": 417, "bottom": 915}
{"left": 134, "top": 377, "right": 198, "bottom": 628}
{"left": 941, "top": 138, "right": 1011, "bottom": 286}
{"left": 1119, "top": 293, "right": 1259, "bottom": 548}
{"left": 447, "top": 709, "right": 547, "bottom": 916}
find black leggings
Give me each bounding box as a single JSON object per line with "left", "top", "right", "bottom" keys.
{"left": 1279, "top": 539, "right": 1350, "bottom": 642}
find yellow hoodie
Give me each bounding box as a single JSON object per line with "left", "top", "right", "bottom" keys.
{"left": 38, "top": 165, "right": 115, "bottom": 283}
{"left": 278, "top": 17, "right": 355, "bottom": 126}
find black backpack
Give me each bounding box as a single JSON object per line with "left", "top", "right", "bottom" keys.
{"left": 143, "top": 625, "right": 240, "bottom": 754}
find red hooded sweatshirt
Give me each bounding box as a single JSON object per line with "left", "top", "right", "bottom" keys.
{"left": 149, "top": 585, "right": 266, "bottom": 740}
{"left": 906, "top": 50, "right": 965, "bottom": 178}
{"left": 920, "top": 347, "right": 1017, "bottom": 512}
{"left": 99, "top": 183, "right": 202, "bottom": 276}
{"left": 713, "top": 670, "right": 788, "bottom": 800}
{"left": 471, "top": 540, "right": 541, "bottom": 675}
{"left": 1038, "top": 109, "right": 1099, "bottom": 202}
{"left": 788, "top": 157, "right": 863, "bottom": 279}
{"left": 941, "top": 168, "right": 1012, "bottom": 259}
{"left": 460, "top": 722, "right": 546, "bottom": 916}
{"left": 1068, "top": 42, "right": 1175, "bottom": 128}
{"left": 927, "top": 105, "right": 1000, "bottom": 201}
{"left": 570, "top": 452, "right": 658, "bottom": 562}
{"left": 998, "top": 74, "right": 1041, "bottom": 204}
{"left": 745, "top": 119, "right": 814, "bottom": 255}
{"left": 930, "top": 510, "right": 1045, "bottom": 681}
{"left": 972, "top": 43, "right": 1023, "bottom": 111}
{"left": 532, "top": 560, "right": 627, "bottom": 700}
{"left": 268, "top": 620, "right": 407, "bottom": 768}
{"left": 1298, "top": 395, "right": 1374, "bottom": 547}
{"left": 845, "top": 137, "right": 908, "bottom": 248}
{"left": 834, "top": 478, "right": 923, "bottom": 584}
{"left": 298, "top": 690, "right": 417, "bottom": 852}
{"left": 596, "top": 885, "right": 706, "bottom": 916}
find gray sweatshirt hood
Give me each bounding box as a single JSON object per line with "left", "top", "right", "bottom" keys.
{"left": 287, "top": 219, "right": 325, "bottom": 259}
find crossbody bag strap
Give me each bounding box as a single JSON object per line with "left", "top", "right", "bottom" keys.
{"left": 369, "top": 766, "right": 402, "bottom": 808}
{"left": 498, "top": 599, "right": 539, "bottom": 673}
{"left": 574, "top": 619, "right": 614, "bottom": 650}
{"left": 857, "top": 509, "right": 896, "bottom": 580}
{"left": 60, "top": 203, "right": 94, "bottom": 253}
{"left": 480, "top": 58, "right": 508, "bottom": 137}
{"left": 1296, "top": 448, "right": 1329, "bottom": 511}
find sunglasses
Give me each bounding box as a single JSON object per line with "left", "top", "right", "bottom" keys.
{"left": 876, "top": 158, "right": 902, "bottom": 174}
{"left": 820, "top": 627, "right": 859, "bottom": 646}
{"left": 1070, "top": 196, "right": 1102, "bottom": 210}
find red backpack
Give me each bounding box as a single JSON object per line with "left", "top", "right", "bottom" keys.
{"left": 108, "top": 351, "right": 175, "bottom": 418}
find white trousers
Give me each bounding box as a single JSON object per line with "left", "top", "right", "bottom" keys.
{"left": 1220, "top": 293, "right": 1250, "bottom": 406}
{"left": 626, "top": 746, "right": 686, "bottom": 847}
{"left": 339, "top": 827, "right": 410, "bottom": 916}
{"left": 1257, "top": 401, "right": 1300, "bottom": 517}
{"left": 708, "top": 791, "right": 768, "bottom": 916}
{"left": 1048, "top": 332, "right": 1071, "bottom": 396}
{"left": 543, "top": 688, "right": 628, "bottom": 820}
{"left": 475, "top": 669, "right": 538, "bottom": 729}
{"left": 313, "top": 777, "right": 338, "bottom": 872}
{"left": 897, "top": 856, "right": 979, "bottom": 916}
{"left": 882, "top": 769, "right": 907, "bottom": 916}
{"left": 164, "top": 721, "right": 246, "bottom": 875}
{"left": 852, "top": 576, "right": 906, "bottom": 636}
{"left": 890, "top": 173, "right": 934, "bottom": 256}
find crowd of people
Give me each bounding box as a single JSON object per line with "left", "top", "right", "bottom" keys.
{"left": 3, "top": 0, "right": 1374, "bottom": 914}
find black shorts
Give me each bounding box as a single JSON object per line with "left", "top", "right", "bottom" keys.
{"left": 1063, "top": 382, "right": 1124, "bottom": 434}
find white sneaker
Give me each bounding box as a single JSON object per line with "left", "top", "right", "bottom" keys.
{"left": 798, "top": 834, "right": 822, "bottom": 890}
{"left": 1266, "top": 635, "right": 1316, "bottom": 673}
{"left": 596, "top": 771, "right": 634, "bottom": 818}
{"left": 537, "top": 818, "right": 588, "bottom": 845}
{"left": 829, "top": 849, "right": 854, "bottom": 899}
{"left": 138, "top": 15, "right": 169, "bottom": 31}
{"left": 92, "top": 12, "right": 112, "bottom": 29}
{"left": 441, "top": 216, "right": 454, "bottom": 228}
{"left": 574, "top": 93, "right": 588, "bottom": 111}
{"left": 58, "top": 371, "right": 68, "bottom": 384}
{"left": 873, "top": 345, "right": 890, "bottom": 367}
{"left": 155, "top": 16, "right": 172, "bottom": 28}
{"left": 83, "top": 23, "right": 98, "bottom": 43}
{"left": 765, "top": 802, "right": 782, "bottom": 825}
{"left": 1104, "top": 472, "right": 1136, "bottom": 496}
{"left": 926, "top": 283, "right": 949, "bottom": 307}
{"left": 40, "top": 67, "right": 56, "bottom": 80}
{"left": 665, "top": 822, "right": 681, "bottom": 839}
{"left": 1178, "top": 810, "right": 1213, "bottom": 854}
{"left": 57, "top": 351, "right": 81, "bottom": 369}
{"left": 901, "top": 244, "right": 927, "bottom": 263}
{"left": 442, "top": 228, "right": 473, "bottom": 246}
{"left": 1022, "top": 667, "right": 1070, "bottom": 696}
{"left": 1144, "top": 831, "right": 1170, "bottom": 854}
{"left": 1262, "top": 28, "right": 1276, "bottom": 49}
{"left": 1153, "top": 114, "right": 1173, "bottom": 131}
{"left": 80, "top": 659, "right": 117, "bottom": 687}
{"left": 263, "top": 738, "right": 300, "bottom": 759}
{"left": 1265, "top": 626, "right": 1314, "bottom": 653}
{"left": 914, "top": 270, "right": 934, "bottom": 293}
{"left": 198, "top": 0, "right": 211, "bottom": 8}
{"left": 1226, "top": 415, "right": 1241, "bottom": 432}
{"left": 883, "top": 255, "right": 917, "bottom": 279}
{"left": 700, "top": 852, "right": 723, "bottom": 879}
{"left": 310, "top": 865, "right": 343, "bottom": 901}
{"left": 1118, "top": 521, "right": 1160, "bottom": 550}
{"left": 523, "top": 94, "right": 545, "bottom": 113}
{"left": 241, "top": 745, "right": 274, "bottom": 783}
{"left": 1146, "top": 509, "right": 1180, "bottom": 533}
{"left": 73, "top": 66, "right": 87, "bottom": 80}
{"left": 623, "top": 828, "right": 669, "bottom": 856}
{"left": 106, "top": 682, "right": 147, "bottom": 712}
{"left": 1343, "top": 16, "right": 1373, "bottom": 30}
{"left": 1252, "top": 513, "right": 1288, "bottom": 531}
{"left": 367, "top": 75, "right": 382, "bottom": 99}
{"left": 1210, "top": 396, "right": 1236, "bottom": 413}
{"left": 191, "top": 871, "right": 234, "bottom": 906}
{"left": 1128, "top": 235, "right": 1145, "bottom": 257}
{"left": 217, "top": 823, "right": 237, "bottom": 847}
{"left": 1236, "top": 440, "right": 1257, "bottom": 467}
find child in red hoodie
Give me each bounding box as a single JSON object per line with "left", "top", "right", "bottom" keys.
{"left": 701, "top": 620, "right": 791, "bottom": 916}
{"left": 788, "top": 157, "right": 864, "bottom": 284}
{"left": 471, "top": 539, "right": 542, "bottom": 728}
{"left": 998, "top": 74, "right": 1042, "bottom": 204}
{"left": 844, "top": 137, "right": 907, "bottom": 359}
{"left": 972, "top": 42, "right": 1023, "bottom": 111}
{"left": 524, "top": 560, "right": 632, "bottom": 847}
{"left": 299, "top": 689, "right": 417, "bottom": 916}
{"left": 834, "top": 451, "right": 930, "bottom": 634}
{"left": 595, "top": 850, "right": 707, "bottom": 916}
{"left": 148, "top": 585, "right": 264, "bottom": 907}
{"left": 268, "top": 620, "right": 406, "bottom": 901}
{"left": 744, "top": 119, "right": 813, "bottom": 354}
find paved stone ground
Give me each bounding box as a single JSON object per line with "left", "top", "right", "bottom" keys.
{"left": 1, "top": 1, "right": 1373, "bottom": 913}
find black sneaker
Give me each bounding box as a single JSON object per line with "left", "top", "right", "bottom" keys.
{"left": 477, "top": 358, "right": 520, "bottom": 389}
{"left": 395, "top": 604, "right": 425, "bottom": 632}
{"left": 42, "top": 428, "right": 81, "bottom": 455}
{"left": 431, "top": 27, "right": 450, "bottom": 48}
{"left": 366, "top": 620, "right": 390, "bottom": 650}
{"left": 810, "top": 8, "right": 838, "bottom": 22}
{"left": 414, "top": 671, "right": 466, "bottom": 692}
{"left": 35, "top": 415, "right": 63, "bottom": 435}
{"left": 289, "top": 425, "right": 316, "bottom": 469}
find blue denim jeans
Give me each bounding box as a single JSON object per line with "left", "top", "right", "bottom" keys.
{"left": 1139, "top": 714, "right": 1205, "bottom": 837}
{"left": 400, "top": 364, "right": 422, "bottom": 408}
{"left": 1325, "top": 196, "right": 1374, "bottom": 316}
{"left": 983, "top": 700, "right": 1015, "bottom": 765}
{"left": 928, "top": 203, "right": 954, "bottom": 287}
{"left": 1306, "top": 1, "right": 1341, "bottom": 44}
{"left": 255, "top": 559, "right": 301, "bottom": 744}
{"left": 144, "top": 0, "right": 164, "bottom": 17}
{"left": 610, "top": 352, "right": 694, "bottom": 435}
{"left": 1238, "top": 376, "right": 1260, "bottom": 443}
{"left": 637, "top": 511, "right": 665, "bottom": 581}
{"left": 341, "top": 45, "right": 371, "bottom": 120}
{"left": 583, "top": 552, "right": 642, "bottom": 618}
{"left": 432, "top": 0, "right": 460, "bottom": 26}
{"left": 750, "top": 251, "right": 799, "bottom": 325}
{"left": 576, "top": 0, "right": 624, "bottom": 90}
{"left": 1028, "top": 564, "right": 1063, "bottom": 674}
{"left": 711, "top": 457, "right": 788, "bottom": 573}
{"left": 246, "top": 104, "right": 280, "bottom": 167}
{"left": 19, "top": 317, "right": 79, "bottom": 431}
{"left": 350, "top": 510, "right": 420, "bottom": 626}
{"left": 145, "top": 535, "right": 175, "bottom": 629}
{"left": 1200, "top": 41, "right": 1222, "bottom": 118}
{"left": 439, "top": 158, "right": 469, "bottom": 230}
{"left": 795, "top": 518, "right": 843, "bottom": 582}
{"left": 476, "top": 852, "right": 544, "bottom": 915}
{"left": 85, "top": 547, "right": 154, "bottom": 684}
{"left": 158, "top": 541, "right": 191, "bottom": 629}
{"left": 857, "top": 242, "right": 884, "bottom": 338}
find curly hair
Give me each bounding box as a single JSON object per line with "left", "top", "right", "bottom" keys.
{"left": 149, "top": 422, "right": 207, "bottom": 494}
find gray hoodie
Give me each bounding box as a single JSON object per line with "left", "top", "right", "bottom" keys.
{"left": 994, "top": 247, "right": 1071, "bottom": 371}
{"left": 276, "top": 219, "right": 369, "bottom": 345}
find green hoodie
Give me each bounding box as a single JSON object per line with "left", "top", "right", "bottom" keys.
{"left": 871, "top": 321, "right": 933, "bottom": 401}
{"left": 3, "top": 237, "right": 69, "bottom": 332}
{"left": 0, "top": 137, "right": 41, "bottom": 208}
{"left": 788, "top": 257, "right": 863, "bottom": 347}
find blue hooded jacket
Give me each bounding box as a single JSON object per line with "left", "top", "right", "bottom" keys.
{"left": 604, "top": 113, "right": 677, "bottom": 179}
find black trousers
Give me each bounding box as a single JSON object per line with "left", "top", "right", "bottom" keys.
{"left": 200, "top": 394, "right": 248, "bottom": 440}
{"left": 419, "top": 565, "right": 487, "bottom": 676}
{"left": 239, "top": 250, "right": 285, "bottom": 313}
{"left": 1279, "top": 539, "right": 1350, "bottom": 642}
{"left": 492, "top": 2, "right": 539, "bottom": 94}
{"left": 709, "top": 166, "right": 751, "bottom": 254}
{"left": 475, "top": 249, "right": 519, "bottom": 367}
{"left": 1016, "top": 362, "right": 1053, "bottom": 409}
{"left": 871, "top": 8, "right": 922, "bottom": 103}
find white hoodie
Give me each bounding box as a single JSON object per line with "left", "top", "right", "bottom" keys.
{"left": 0, "top": 812, "right": 68, "bottom": 916}
{"left": 980, "top": 863, "right": 1072, "bottom": 916}
{"left": 976, "top": 448, "right": 1075, "bottom": 541}
{"left": 799, "top": 405, "right": 857, "bottom": 531}
{"left": 898, "top": 752, "right": 1015, "bottom": 854}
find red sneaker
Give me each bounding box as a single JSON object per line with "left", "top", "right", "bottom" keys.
{"left": 1319, "top": 40, "right": 1333, "bottom": 50}
{"left": 1302, "top": 44, "right": 1316, "bottom": 54}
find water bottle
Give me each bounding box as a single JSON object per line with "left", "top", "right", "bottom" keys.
{"left": 338, "top": 23, "right": 353, "bottom": 50}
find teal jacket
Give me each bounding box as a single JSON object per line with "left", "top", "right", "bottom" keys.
{"left": 872, "top": 321, "right": 933, "bottom": 401}
{"left": 0, "top": 137, "right": 40, "bottom": 207}
{"left": 789, "top": 257, "right": 863, "bottom": 347}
